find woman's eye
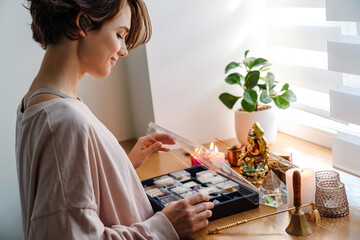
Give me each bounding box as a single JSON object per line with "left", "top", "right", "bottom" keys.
{"left": 116, "top": 33, "right": 123, "bottom": 39}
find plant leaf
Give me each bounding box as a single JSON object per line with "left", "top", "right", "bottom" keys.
{"left": 260, "top": 90, "right": 271, "bottom": 104}
{"left": 259, "top": 62, "right": 272, "bottom": 70}
{"left": 219, "top": 93, "right": 241, "bottom": 109}
{"left": 243, "top": 57, "right": 256, "bottom": 69}
{"left": 258, "top": 84, "right": 267, "bottom": 90}
{"left": 281, "top": 83, "right": 289, "bottom": 92}
{"left": 245, "top": 50, "right": 249, "bottom": 58}
{"left": 225, "top": 73, "right": 243, "bottom": 85}
{"left": 225, "top": 62, "right": 240, "bottom": 74}
{"left": 266, "top": 72, "right": 276, "bottom": 91}
{"left": 269, "top": 89, "right": 277, "bottom": 96}
{"left": 272, "top": 96, "right": 290, "bottom": 109}
{"left": 241, "top": 99, "right": 257, "bottom": 112}
{"left": 242, "top": 84, "right": 258, "bottom": 112}
{"left": 281, "top": 90, "right": 297, "bottom": 102}
{"left": 243, "top": 89, "right": 258, "bottom": 105}
{"left": 244, "top": 71, "right": 260, "bottom": 89}
{"left": 252, "top": 58, "right": 268, "bottom": 68}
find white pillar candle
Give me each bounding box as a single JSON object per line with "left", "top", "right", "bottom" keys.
{"left": 215, "top": 152, "right": 225, "bottom": 162}
{"left": 286, "top": 168, "right": 315, "bottom": 213}
{"left": 208, "top": 143, "right": 226, "bottom": 163}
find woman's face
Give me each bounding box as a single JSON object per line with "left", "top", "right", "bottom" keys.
{"left": 78, "top": 4, "right": 131, "bottom": 78}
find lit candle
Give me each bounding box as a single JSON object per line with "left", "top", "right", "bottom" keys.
{"left": 286, "top": 168, "right": 315, "bottom": 213}
{"left": 215, "top": 152, "right": 226, "bottom": 162}
{"left": 190, "top": 154, "right": 202, "bottom": 166}
{"left": 209, "top": 143, "right": 226, "bottom": 163}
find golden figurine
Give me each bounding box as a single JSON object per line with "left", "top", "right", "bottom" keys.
{"left": 238, "top": 122, "right": 270, "bottom": 185}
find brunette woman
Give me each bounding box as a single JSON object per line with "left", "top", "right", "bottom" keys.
{"left": 16, "top": 0, "right": 214, "bottom": 239}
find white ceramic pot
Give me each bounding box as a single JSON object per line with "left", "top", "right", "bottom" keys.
{"left": 235, "top": 106, "right": 277, "bottom": 145}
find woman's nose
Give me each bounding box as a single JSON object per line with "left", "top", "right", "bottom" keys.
{"left": 118, "top": 46, "right": 128, "bottom": 57}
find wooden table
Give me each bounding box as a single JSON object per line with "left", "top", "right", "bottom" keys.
{"left": 121, "top": 132, "right": 360, "bottom": 240}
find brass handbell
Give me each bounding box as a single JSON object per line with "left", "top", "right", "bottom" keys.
{"left": 285, "top": 170, "right": 313, "bottom": 236}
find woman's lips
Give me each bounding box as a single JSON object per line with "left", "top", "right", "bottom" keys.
{"left": 110, "top": 57, "right": 117, "bottom": 66}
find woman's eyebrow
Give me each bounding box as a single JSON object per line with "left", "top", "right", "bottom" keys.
{"left": 118, "top": 26, "right": 130, "bottom": 32}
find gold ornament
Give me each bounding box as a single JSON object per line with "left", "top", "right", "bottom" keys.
{"left": 238, "top": 122, "right": 269, "bottom": 185}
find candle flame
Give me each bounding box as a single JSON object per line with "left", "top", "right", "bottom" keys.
{"left": 210, "top": 142, "right": 215, "bottom": 150}
{"left": 209, "top": 142, "right": 219, "bottom": 153}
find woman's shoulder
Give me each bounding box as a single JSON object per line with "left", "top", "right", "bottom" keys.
{"left": 45, "top": 99, "right": 92, "bottom": 130}
{"left": 20, "top": 98, "right": 91, "bottom": 131}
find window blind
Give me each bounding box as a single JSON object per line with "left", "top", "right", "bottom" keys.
{"left": 326, "top": 0, "right": 360, "bottom": 176}
{"left": 265, "top": 0, "right": 360, "bottom": 176}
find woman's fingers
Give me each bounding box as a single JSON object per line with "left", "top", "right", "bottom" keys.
{"left": 162, "top": 193, "right": 214, "bottom": 237}
{"left": 152, "top": 133, "right": 176, "bottom": 144}
{"left": 147, "top": 141, "right": 162, "bottom": 151}
{"left": 187, "top": 193, "right": 210, "bottom": 205}
{"left": 158, "top": 147, "right": 171, "bottom": 152}
{"left": 192, "top": 201, "right": 214, "bottom": 214}
{"left": 193, "top": 219, "right": 209, "bottom": 232}
{"left": 194, "top": 209, "right": 213, "bottom": 222}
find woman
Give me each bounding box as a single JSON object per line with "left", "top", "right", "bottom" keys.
{"left": 16, "top": 0, "right": 214, "bottom": 239}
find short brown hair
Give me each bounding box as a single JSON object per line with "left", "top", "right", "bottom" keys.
{"left": 26, "top": 0, "right": 151, "bottom": 50}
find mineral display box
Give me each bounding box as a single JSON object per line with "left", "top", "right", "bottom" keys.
{"left": 141, "top": 165, "right": 259, "bottom": 221}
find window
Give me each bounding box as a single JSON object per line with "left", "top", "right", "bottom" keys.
{"left": 265, "top": 0, "right": 360, "bottom": 176}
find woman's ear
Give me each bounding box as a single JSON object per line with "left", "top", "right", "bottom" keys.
{"left": 76, "top": 12, "right": 86, "bottom": 37}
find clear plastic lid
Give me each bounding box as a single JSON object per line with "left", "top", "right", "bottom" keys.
{"left": 147, "top": 122, "right": 262, "bottom": 205}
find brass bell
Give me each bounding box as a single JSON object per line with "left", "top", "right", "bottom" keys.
{"left": 285, "top": 170, "right": 313, "bottom": 236}
{"left": 309, "top": 202, "right": 321, "bottom": 223}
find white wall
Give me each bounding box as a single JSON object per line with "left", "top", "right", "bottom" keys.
{"left": 0, "top": 1, "right": 42, "bottom": 239}
{"left": 145, "top": 0, "right": 266, "bottom": 143}
{"left": 123, "top": 45, "right": 155, "bottom": 138}
{"left": 77, "top": 62, "right": 134, "bottom": 141}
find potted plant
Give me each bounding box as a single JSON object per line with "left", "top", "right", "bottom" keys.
{"left": 219, "top": 50, "right": 296, "bottom": 145}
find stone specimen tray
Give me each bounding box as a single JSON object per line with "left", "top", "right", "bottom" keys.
{"left": 142, "top": 165, "right": 259, "bottom": 221}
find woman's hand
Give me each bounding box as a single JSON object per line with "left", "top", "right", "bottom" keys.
{"left": 128, "top": 133, "right": 175, "bottom": 169}
{"left": 162, "top": 193, "right": 214, "bottom": 237}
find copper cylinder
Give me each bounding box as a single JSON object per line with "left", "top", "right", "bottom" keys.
{"left": 227, "top": 145, "right": 243, "bottom": 167}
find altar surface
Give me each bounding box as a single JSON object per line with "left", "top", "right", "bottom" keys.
{"left": 121, "top": 132, "right": 360, "bottom": 240}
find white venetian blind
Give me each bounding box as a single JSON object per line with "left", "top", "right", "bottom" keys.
{"left": 265, "top": 0, "right": 360, "bottom": 176}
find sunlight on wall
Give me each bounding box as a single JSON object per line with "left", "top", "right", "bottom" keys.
{"left": 268, "top": 8, "right": 326, "bottom": 26}
{"left": 268, "top": 46, "right": 328, "bottom": 69}
{"left": 231, "top": 1, "right": 267, "bottom": 53}
{"left": 225, "top": 0, "right": 244, "bottom": 14}
{"left": 291, "top": 86, "right": 330, "bottom": 114}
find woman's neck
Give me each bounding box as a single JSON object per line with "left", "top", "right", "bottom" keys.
{"left": 29, "top": 40, "right": 84, "bottom": 99}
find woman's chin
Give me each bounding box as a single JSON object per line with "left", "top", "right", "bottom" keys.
{"left": 89, "top": 68, "right": 111, "bottom": 79}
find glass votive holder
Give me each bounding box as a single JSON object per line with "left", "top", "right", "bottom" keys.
{"left": 315, "top": 180, "right": 349, "bottom": 218}
{"left": 315, "top": 170, "right": 340, "bottom": 184}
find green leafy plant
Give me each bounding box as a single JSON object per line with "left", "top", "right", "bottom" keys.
{"left": 219, "top": 50, "right": 297, "bottom": 112}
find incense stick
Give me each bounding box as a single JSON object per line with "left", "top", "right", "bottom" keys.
{"left": 208, "top": 202, "right": 314, "bottom": 234}
{"left": 215, "top": 138, "right": 231, "bottom": 147}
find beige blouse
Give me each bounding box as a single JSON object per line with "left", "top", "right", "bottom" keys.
{"left": 15, "top": 89, "right": 178, "bottom": 240}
